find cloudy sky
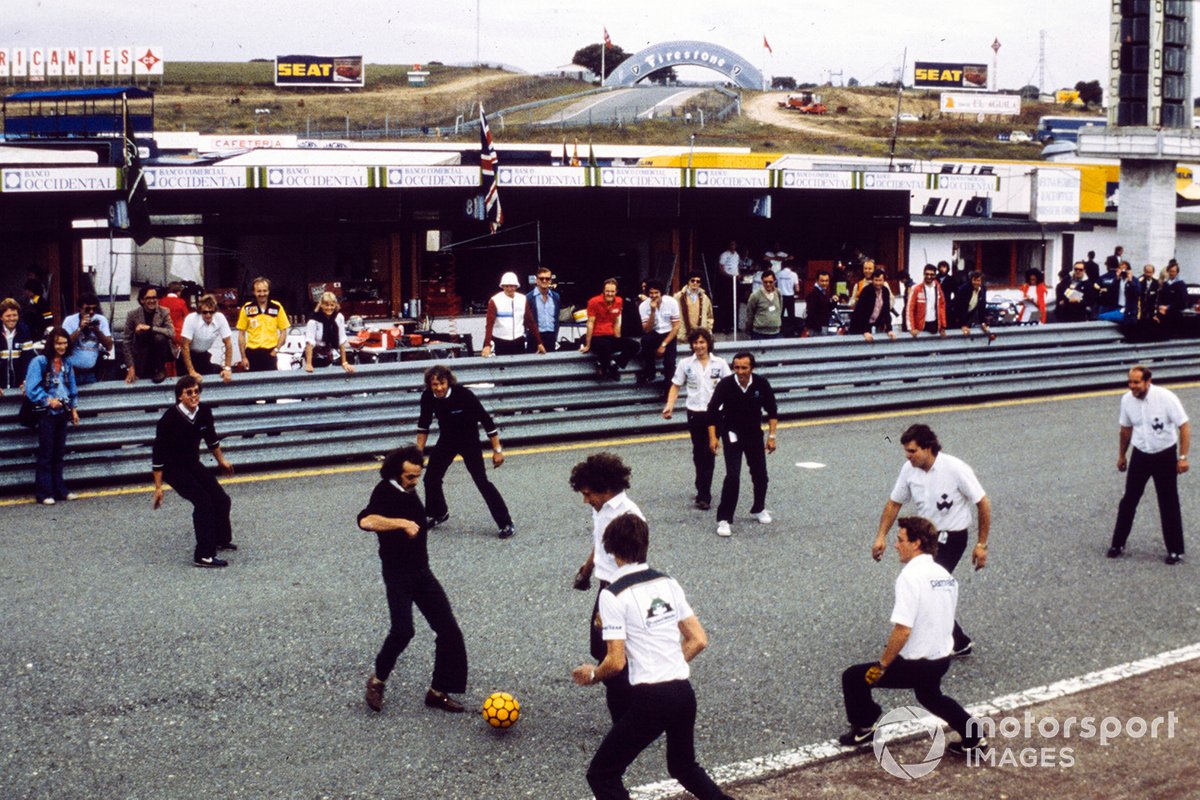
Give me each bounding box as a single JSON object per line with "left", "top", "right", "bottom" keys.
{"left": 2, "top": 1, "right": 1141, "bottom": 91}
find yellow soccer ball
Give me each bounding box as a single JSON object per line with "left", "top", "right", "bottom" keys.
{"left": 481, "top": 691, "right": 520, "bottom": 729}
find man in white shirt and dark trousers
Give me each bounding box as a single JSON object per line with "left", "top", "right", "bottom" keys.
{"left": 839, "top": 516, "right": 988, "bottom": 758}
{"left": 637, "top": 279, "right": 681, "bottom": 390}
{"left": 663, "top": 328, "right": 731, "bottom": 510}
{"left": 571, "top": 453, "right": 645, "bottom": 721}
{"left": 1109, "top": 365, "right": 1190, "bottom": 564}
{"left": 872, "top": 424, "right": 990, "bottom": 657}
{"left": 572, "top": 513, "right": 735, "bottom": 800}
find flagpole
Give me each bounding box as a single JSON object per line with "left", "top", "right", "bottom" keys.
{"left": 601, "top": 30, "right": 605, "bottom": 87}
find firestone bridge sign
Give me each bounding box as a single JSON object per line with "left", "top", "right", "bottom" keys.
{"left": 607, "top": 40, "right": 763, "bottom": 90}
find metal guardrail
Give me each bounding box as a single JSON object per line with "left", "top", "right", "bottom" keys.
{"left": 1, "top": 322, "right": 1198, "bottom": 494}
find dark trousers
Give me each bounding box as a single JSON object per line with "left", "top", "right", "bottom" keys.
{"left": 131, "top": 332, "right": 173, "bottom": 378}
{"left": 375, "top": 567, "right": 468, "bottom": 693}
{"left": 590, "top": 336, "right": 639, "bottom": 376}
{"left": 842, "top": 656, "right": 977, "bottom": 743}
{"left": 532, "top": 331, "right": 558, "bottom": 353}
{"left": 245, "top": 347, "right": 277, "bottom": 372}
{"left": 638, "top": 332, "right": 677, "bottom": 383}
{"left": 492, "top": 336, "right": 526, "bottom": 356}
{"left": 188, "top": 350, "right": 223, "bottom": 375}
{"left": 590, "top": 581, "right": 632, "bottom": 722}
{"left": 164, "top": 463, "right": 232, "bottom": 560}
{"left": 587, "top": 679, "right": 732, "bottom": 800}
{"left": 934, "top": 529, "right": 972, "bottom": 652}
{"left": 687, "top": 410, "right": 716, "bottom": 504}
{"left": 781, "top": 295, "right": 797, "bottom": 335}
{"left": 423, "top": 439, "right": 512, "bottom": 529}
{"left": 1112, "top": 446, "right": 1185, "bottom": 554}
{"left": 34, "top": 413, "right": 69, "bottom": 501}
{"left": 716, "top": 428, "right": 767, "bottom": 522}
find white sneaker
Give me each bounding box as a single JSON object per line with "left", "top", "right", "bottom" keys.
{"left": 716, "top": 520, "right": 732, "bottom": 537}
{"left": 754, "top": 510, "right": 773, "bottom": 524}
{"left": 64, "top": 492, "right": 79, "bottom": 501}
{"left": 40, "top": 498, "right": 56, "bottom": 506}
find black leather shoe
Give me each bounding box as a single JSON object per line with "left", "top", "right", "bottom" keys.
{"left": 694, "top": 499, "right": 711, "bottom": 510}
{"left": 1106, "top": 546, "right": 1124, "bottom": 559}
{"left": 193, "top": 556, "right": 228, "bottom": 568}
{"left": 424, "top": 689, "right": 465, "bottom": 713}
{"left": 1165, "top": 553, "right": 1183, "bottom": 565}
{"left": 497, "top": 524, "right": 515, "bottom": 539}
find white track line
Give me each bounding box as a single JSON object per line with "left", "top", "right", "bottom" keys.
{"left": 635, "top": 89, "right": 700, "bottom": 120}
{"left": 544, "top": 90, "right": 632, "bottom": 124}
{"left": 624, "top": 642, "right": 1200, "bottom": 799}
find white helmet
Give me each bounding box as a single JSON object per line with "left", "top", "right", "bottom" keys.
{"left": 499, "top": 271, "right": 520, "bottom": 287}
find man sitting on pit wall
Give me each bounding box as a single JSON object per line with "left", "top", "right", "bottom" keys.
{"left": 123, "top": 285, "right": 175, "bottom": 384}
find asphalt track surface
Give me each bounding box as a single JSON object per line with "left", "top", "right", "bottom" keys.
{"left": 544, "top": 86, "right": 704, "bottom": 126}
{"left": 3, "top": 382, "right": 1199, "bottom": 799}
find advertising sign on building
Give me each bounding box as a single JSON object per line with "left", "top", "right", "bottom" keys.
{"left": 1031, "top": 168, "right": 1081, "bottom": 223}
{"left": 914, "top": 61, "right": 989, "bottom": 89}
{"left": 939, "top": 93, "right": 1021, "bottom": 115}
{"left": 275, "top": 55, "right": 364, "bottom": 87}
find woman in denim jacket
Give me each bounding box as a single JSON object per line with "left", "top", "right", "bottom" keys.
{"left": 26, "top": 327, "right": 79, "bottom": 505}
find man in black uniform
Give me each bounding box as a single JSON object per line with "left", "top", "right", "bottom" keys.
{"left": 571, "top": 513, "right": 734, "bottom": 800}
{"left": 708, "top": 352, "right": 778, "bottom": 537}
{"left": 416, "top": 365, "right": 515, "bottom": 539}
{"left": 151, "top": 376, "right": 236, "bottom": 568}
{"left": 358, "top": 445, "right": 469, "bottom": 714}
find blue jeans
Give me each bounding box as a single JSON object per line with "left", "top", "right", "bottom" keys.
{"left": 35, "top": 412, "right": 70, "bottom": 501}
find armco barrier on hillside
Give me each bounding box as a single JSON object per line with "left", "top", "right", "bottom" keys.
{"left": 1, "top": 322, "right": 1197, "bottom": 494}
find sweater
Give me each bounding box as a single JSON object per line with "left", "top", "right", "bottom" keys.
{"left": 358, "top": 479, "right": 430, "bottom": 573}
{"left": 707, "top": 374, "right": 778, "bottom": 436}
{"left": 151, "top": 404, "right": 221, "bottom": 473}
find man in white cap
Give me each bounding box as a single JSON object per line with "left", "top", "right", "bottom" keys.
{"left": 482, "top": 271, "right": 545, "bottom": 357}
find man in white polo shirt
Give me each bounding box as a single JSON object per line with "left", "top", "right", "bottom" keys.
{"left": 839, "top": 516, "right": 987, "bottom": 758}
{"left": 662, "top": 327, "right": 731, "bottom": 511}
{"left": 570, "top": 452, "right": 645, "bottom": 721}
{"left": 872, "top": 423, "right": 990, "bottom": 658}
{"left": 637, "top": 279, "right": 681, "bottom": 389}
{"left": 572, "top": 513, "right": 734, "bottom": 800}
{"left": 1109, "top": 365, "right": 1190, "bottom": 564}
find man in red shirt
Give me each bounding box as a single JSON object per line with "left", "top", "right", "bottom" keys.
{"left": 581, "top": 278, "right": 639, "bottom": 381}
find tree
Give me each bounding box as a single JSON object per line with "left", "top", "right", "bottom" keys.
{"left": 572, "top": 43, "right": 629, "bottom": 80}
{"left": 1075, "top": 80, "right": 1103, "bottom": 109}
{"left": 1017, "top": 84, "right": 1039, "bottom": 100}
{"left": 772, "top": 76, "right": 797, "bottom": 91}
{"left": 644, "top": 66, "right": 678, "bottom": 85}
{"left": 847, "top": 77, "right": 860, "bottom": 87}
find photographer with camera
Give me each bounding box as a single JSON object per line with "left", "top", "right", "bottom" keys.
{"left": 62, "top": 293, "right": 114, "bottom": 385}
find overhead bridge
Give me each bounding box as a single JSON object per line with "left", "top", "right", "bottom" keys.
{"left": 1, "top": 323, "right": 1197, "bottom": 494}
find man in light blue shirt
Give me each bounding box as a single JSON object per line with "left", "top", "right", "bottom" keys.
{"left": 527, "top": 266, "right": 561, "bottom": 351}
{"left": 62, "top": 293, "right": 113, "bottom": 385}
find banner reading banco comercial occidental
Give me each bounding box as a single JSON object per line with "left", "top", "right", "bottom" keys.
{"left": 275, "top": 55, "right": 364, "bottom": 87}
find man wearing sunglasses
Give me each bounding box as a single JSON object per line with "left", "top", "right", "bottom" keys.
{"left": 526, "top": 266, "right": 562, "bottom": 353}
{"left": 152, "top": 376, "right": 237, "bottom": 568}
{"left": 62, "top": 293, "right": 113, "bottom": 385}
{"left": 123, "top": 286, "right": 176, "bottom": 384}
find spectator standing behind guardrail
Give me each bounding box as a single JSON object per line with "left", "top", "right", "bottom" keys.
{"left": 1107, "top": 366, "right": 1190, "bottom": 565}
{"left": 416, "top": 365, "right": 514, "bottom": 540}
{"left": 1018, "top": 270, "right": 1048, "bottom": 324}
{"left": 637, "top": 280, "right": 681, "bottom": 390}
{"left": 662, "top": 328, "right": 731, "bottom": 511}
{"left": 304, "top": 291, "right": 356, "bottom": 374}
{"left": 745, "top": 270, "right": 783, "bottom": 340}
{"left": 708, "top": 352, "right": 777, "bottom": 538}
{"left": 1131, "top": 264, "right": 1162, "bottom": 340}
{"left": 952, "top": 272, "right": 995, "bottom": 342}
{"left": 1097, "top": 260, "right": 1135, "bottom": 323}
{"left": 21, "top": 278, "right": 53, "bottom": 338}
{"left": 123, "top": 286, "right": 175, "bottom": 384}
{"left": 582, "top": 278, "right": 638, "bottom": 381}
{"left": 1, "top": 297, "right": 35, "bottom": 397}
{"left": 847, "top": 270, "right": 897, "bottom": 342}
{"left": 848, "top": 259, "right": 876, "bottom": 308}
{"left": 26, "top": 327, "right": 79, "bottom": 505}
{"left": 159, "top": 282, "right": 189, "bottom": 350}
{"left": 1157, "top": 261, "right": 1189, "bottom": 339}
{"left": 1055, "top": 262, "right": 1099, "bottom": 323}
{"left": 236, "top": 277, "right": 289, "bottom": 372}
{"left": 527, "top": 266, "right": 562, "bottom": 352}
{"left": 905, "top": 265, "right": 948, "bottom": 337}
{"left": 674, "top": 272, "right": 714, "bottom": 337}
{"left": 803, "top": 271, "right": 840, "bottom": 337}
{"left": 482, "top": 271, "right": 544, "bottom": 357}
{"left": 151, "top": 376, "right": 236, "bottom": 568}
{"left": 62, "top": 293, "right": 113, "bottom": 386}
{"left": 180, "top": 294, "right": 234, "bottom": 383}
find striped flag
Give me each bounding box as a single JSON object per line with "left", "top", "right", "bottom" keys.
{"left": 603, "top": 27, "right": 612, "bottom": 49}
{"left": 763, "top": 35, "right": 773, "bottom": 54}
{"left": 479, "top": 103, "right": 503, "bottom": 233}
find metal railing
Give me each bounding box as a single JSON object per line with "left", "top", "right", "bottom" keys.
{"left": 2, "top": 323, "right": 1197, "bottom": 494}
